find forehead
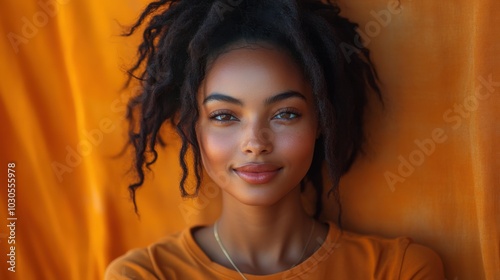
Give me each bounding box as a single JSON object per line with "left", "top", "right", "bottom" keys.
{"left": 199, "top": 45, "right": 311, "bottom": 100}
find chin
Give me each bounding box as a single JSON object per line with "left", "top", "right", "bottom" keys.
{"left": 225, "top": 183, "right": 299, "bottom": 207}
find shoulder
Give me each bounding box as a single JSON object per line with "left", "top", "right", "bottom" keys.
{"left": 104, "top": 231, "right": 186, "bottom": 280}
{"left": 400, "top": 243, "right": 445, "bottom": 279}
{"left": 331, "top": 224, "right": 444, "bottom": 279}
{"left": 104, "top": 247, "right": 158, "bottom": 280}
{"left": 336, "top": 228, "right": 412, "bottom": 270}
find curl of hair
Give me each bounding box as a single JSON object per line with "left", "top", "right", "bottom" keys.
{"left": 122, "top": 0, "right": 381, "bottom": 223}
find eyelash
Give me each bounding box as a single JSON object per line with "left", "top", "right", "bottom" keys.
{"left": 208, "top": 110, "right": 238, "bottom": 122}
{"left": 208, "top": 108, "right": 301, "bottom": 123}
{"left": 273, "top": 108, "right": 301, "bottom": 120}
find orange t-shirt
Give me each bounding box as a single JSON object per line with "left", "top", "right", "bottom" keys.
{"left": 105, "top": 221, "right": 444, "bottom": 279}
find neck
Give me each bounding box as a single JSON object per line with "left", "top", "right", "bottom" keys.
{"left": 216, "top": 186, "right": 315, "bottom": 274}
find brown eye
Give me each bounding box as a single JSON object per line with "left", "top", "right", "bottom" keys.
{"left": 273, "top": 109, "right": 301, "bottom": 120}
{"left": 209, "top": 110, "right": 239, "bottom": 122}
{"left": 214, "top": 114, "right": 236, "bottom": 121}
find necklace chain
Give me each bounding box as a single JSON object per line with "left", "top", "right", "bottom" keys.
{"left": 213, "top": 220, "right": 315, "bottom": 280}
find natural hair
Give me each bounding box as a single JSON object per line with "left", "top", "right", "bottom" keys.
{"left": 122, "top": 0, "right": 381, "bottom": 223}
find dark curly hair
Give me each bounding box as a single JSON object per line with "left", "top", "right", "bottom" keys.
{"left": 122, "top": 0, "right": 381, "bottom": 223}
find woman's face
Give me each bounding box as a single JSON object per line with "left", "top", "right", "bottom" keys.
{"left": 196, "top": 44, "right": 319, "bottom": 206}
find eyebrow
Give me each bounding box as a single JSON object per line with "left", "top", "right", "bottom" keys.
{"left": 202, "top": 90, "right": 306, "bottom": 106}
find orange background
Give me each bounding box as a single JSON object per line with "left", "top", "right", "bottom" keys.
{"left": 0, "top": 0, "right": 498, "bottom": 279}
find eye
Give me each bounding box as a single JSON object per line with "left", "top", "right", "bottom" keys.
{"left": 273, "top": 108, "right": 301, "bottom": 120}
{"left": 209, "top": 110, "right": 239, "bottom": 122}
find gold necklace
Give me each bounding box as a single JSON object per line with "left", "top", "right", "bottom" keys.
{"left": 213, "top": 220, "right": 315, "bottom": 280}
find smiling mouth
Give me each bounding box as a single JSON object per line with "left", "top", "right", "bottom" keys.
{"left": 233, "top": 164, "right": 282, "bottom": 184}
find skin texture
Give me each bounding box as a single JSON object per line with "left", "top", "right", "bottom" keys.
{"left": 193, "top": 43, "right": 329, "bottom": 275}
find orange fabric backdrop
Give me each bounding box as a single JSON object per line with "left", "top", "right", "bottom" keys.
{"left": 0, "top": 0, "right": 498, "bottom": 279}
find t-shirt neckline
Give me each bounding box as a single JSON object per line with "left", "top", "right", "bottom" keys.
{"left": 182, "top": 221, "right": 341, "bottom": 279}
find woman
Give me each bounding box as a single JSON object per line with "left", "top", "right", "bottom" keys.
{"left": 106, "top": 0, "right": 445, "bottom": 279}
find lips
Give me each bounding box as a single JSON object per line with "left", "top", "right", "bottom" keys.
{"left": 233, "top": 163, "right": 282, "bottom": 184}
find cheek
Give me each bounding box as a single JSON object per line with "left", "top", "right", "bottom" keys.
{"left": 198, "top": 127, "right": 237, "bottom": 173}
{"left": 275, "top": 126, "right": 317, "bottom": 168}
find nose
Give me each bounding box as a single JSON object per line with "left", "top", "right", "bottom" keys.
{"left": 241, "top": 122, "right": 274, "bottom": 155}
